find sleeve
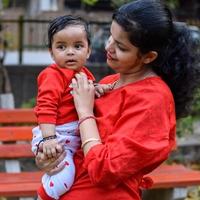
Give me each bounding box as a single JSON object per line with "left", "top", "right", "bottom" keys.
{"left": 83, "top": 89, "right": 175, "bottom": 188}
{"left": 82, "top": 67, "right": 96, "bottom": 81}
{"left": 35, "top": 69, "right": 66, "bottom": 124}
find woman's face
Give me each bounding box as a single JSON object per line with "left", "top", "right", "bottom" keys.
{"left": 105, "top": 20, "right": 145, "bottom": 74}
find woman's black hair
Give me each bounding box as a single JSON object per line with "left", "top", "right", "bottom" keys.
{"left": 48, "top": 15, "right": 91, "bottom": 48}
{"left": 113, "top": 0, "right": 200, "bottom": 119}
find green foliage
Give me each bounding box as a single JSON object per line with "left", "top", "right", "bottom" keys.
{"left": 81, "top": 0, "right": 180, "bottom": 9}
{"left": 164, "top": 0, "right": 180, "bottom": 9}
{"left": 21, "top": 98, "right": 36, "bottom": 108}
{"left": 111, "top": 0, "right": 133, "bottom": 8}
{"left": 192, "top": 89, "right": 200, "bottom": 115}
{"left": 177, "top": 116, "right": 194, "bottom": 137}
{"left": 177, "top": 89, "right": 200, "bottom": 137}
{"left": 2, "top": 0, "right": 9, "bottom": 8}
{"left": 81, "top": 0, "right": 98, "bottom": 6}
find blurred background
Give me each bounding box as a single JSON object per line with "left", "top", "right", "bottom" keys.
{"left": 0, "top": 1, "right": 200, "bottom": 199}
{"left": 0, "top": 0, "right": 199, "bottom": 107}
{"left": 0, "top": 0, "right": 200, "bottom": 160}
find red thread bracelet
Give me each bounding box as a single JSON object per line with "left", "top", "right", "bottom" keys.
{"left": 78, "top": 115, "right": 96, "bottom": 129}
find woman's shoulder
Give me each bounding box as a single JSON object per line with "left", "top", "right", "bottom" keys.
{"left": 122, "top": 77, "right": 174, "bottom": 106}
{"left": 99, "top": 73, "right": 119, "bottom": 84}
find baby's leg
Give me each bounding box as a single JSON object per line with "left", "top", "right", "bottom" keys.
{"left": 41, "top": 150, "right": 75, "bottom": 199}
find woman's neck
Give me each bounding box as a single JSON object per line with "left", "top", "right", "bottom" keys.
{"left": 114, "top": 67, "right": 157, "bottom": 89}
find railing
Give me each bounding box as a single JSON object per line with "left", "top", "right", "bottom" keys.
{"left": 0, "top": 16, "right": 110, "bottom": 64}
{"left": 1, "top": 16, "right": 199, "bottom": 65}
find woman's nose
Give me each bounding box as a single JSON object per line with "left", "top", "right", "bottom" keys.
{"left": 105, "top": 36, "right": 114, "bottom": 52}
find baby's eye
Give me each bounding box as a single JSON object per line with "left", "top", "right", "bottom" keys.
{"left": 75, "top": 44, "right": 83, "bottom": 49}
{"left": 57, "top": 45, "right": 66, "bottom": 50}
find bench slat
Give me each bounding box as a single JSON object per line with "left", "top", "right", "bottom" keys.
{"left": 0, "top": 183, "right": 40, "bottom": 196}
{"left": 148, "top": 164, "right": 200, "bottom": 188}
{"left": 1, "top": 109, "right": 200, "bottom": 197}
{"left": 0, "top": 109, "right": 36, "bottom": 123}
{"left": 0, "top": 171, "right": 43, "bottom": 184}
{"left": 0, "top": 143, "right": 34, "bottom": 158}
{"left": 1, "top": 165, "right": 200, "bottom": 197}
{"left": 0, "top": 126, "right": 33, "bottom": 141}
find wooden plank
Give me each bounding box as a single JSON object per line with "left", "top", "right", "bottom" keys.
{"left": 0, "top": 126, "right": 33, "bottom": 141}
{"left": 0, "top": 165, "right": 200, "bottom": 197}
{"left": 0, "top": 183, "right": 40, "bottom": 196}
{"left": 0, "top": 143, "right": 34, "bottom": 158}
{"left": 0, "top": 109, "right": 36, "bottom": 124}
{"left": 0, "top": 171, "right": 42, "bottom": 184}
{"left": 0, "top": 172, "right": 43, "bottom": 196}
{"left": 148, "top": 164, "right": 200, "bottom": 188}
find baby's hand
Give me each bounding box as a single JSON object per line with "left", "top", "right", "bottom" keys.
{"left": 94, "top": 84, "right": 113, "bottom": 98}
{"left": 43, "top": 138, "right": 59, "bottom": 158}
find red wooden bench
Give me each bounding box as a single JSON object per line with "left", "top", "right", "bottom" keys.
{"left": 0, "top": 109, "right": 200, "bottom": 198}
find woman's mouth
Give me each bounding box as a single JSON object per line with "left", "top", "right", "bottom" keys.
{"left": 107, "top": 52, "right": 116, "bottom": 61}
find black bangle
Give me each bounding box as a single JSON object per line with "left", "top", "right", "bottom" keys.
{"left": 42, "top": 135, "right": 57, "bottom": 142}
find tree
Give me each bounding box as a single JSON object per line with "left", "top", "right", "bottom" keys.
{"left": 0, "top": 0, "right": 14, "bottom": 108}
{"left": 82, "top": 0, "right": 180, "bottom": 9}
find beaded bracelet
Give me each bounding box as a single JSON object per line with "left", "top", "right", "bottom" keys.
{"left": 81, "top": 138, "right": 101, "bottom": 149}
{"left": 78, "top": 115, "right": 96, "bottom": 130}
{"left": 35, "top": 135, "right": 57, "bottom": 155}
{"left": 42, "top": 135, "right": 57, "bottom": 142}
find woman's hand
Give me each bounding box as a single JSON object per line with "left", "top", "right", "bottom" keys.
{"left": 94, "top": 84, "right": 113, "bottom": 98}
{"left": 71, "top": 72, "right": 95, "bottom": 118}
{"left": 35, "top": 143, "right": 66, "bottom": 175}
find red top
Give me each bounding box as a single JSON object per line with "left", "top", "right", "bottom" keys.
{"left": 39, "top": 74, "right": 176, "bottom": 200}
{"left": 34, "top": 63, "right": 95, "bottom": 125}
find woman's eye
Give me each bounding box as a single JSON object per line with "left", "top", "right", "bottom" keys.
{"left": 118, "top": 45, "right": 127, "bottom": 51}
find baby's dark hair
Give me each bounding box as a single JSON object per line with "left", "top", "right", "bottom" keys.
{"left": 113, "top": 0, "right": 200, "bottom": 119}
{"left": 48, "top": 15, "right": 91, "bottom": 48}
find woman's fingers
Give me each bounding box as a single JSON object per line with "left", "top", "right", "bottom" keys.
{"left": 75, "top": 72, "right": 89, "bottom": 89}
{"left": 72, "top": 73, "right": 94, "bottom": 92}
{"left": 35, "top": 143, "right": 65, "bottom": 172}
{"left": 46, "top": 151, "right": 66, "bottom": 175}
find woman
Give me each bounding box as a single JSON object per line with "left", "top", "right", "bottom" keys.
{"left": 36, "top": 0, "right": 200, "bottom": 199}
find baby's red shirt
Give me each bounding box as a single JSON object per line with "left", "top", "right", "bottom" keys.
{"left": 34, "top": 63, "right": 95, "bottom": 125}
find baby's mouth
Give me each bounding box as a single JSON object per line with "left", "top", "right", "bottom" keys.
{"left": 66, "top": 60, "right": 76, "bottom": 65}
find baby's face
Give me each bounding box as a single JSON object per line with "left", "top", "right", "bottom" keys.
{"left": 50, "top": 25, "right": 91, "bottom": 71}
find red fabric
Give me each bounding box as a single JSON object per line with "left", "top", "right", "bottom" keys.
{"left": 34, "top": 63, "right": 95, "bottom": 125}
{"left": 39, "top": 74, "right": 176, "bottom": 200}
{"left": 37, "top": 184, "right": 54, "bottom": 200}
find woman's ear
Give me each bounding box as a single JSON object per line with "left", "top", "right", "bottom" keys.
{"left": 143, "top": 51, "right": 158, "bottom": 64}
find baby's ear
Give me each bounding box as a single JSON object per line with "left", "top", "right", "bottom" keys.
{"left": 49, "top": 48, "right": 54, "bottom": 59}
{"left": 143, "top": 51, "right": 158, "bottom": 64}
{"left": 87, "top": 47, "right": 92, "bottom": 59}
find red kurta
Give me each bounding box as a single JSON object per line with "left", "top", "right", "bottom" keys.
{"left": 34, "top": 63, "right": 95, "bottom": 125}
{"left": 39, "top": 74, "right": 176, "bottom": 200}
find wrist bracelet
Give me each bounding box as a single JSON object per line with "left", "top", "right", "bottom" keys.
{"left": 78, "top": 115, "right": 96, "bottom": 130}
{"left": 81, "top": 138, "right": 101, "bottom": 148}
{"left": 42, "top": 135, "right": 57, "bottom": 142}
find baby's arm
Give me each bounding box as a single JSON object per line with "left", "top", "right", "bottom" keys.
{"left": 94, "top": 83, "right": 113, "bottom": 98}
{"left": 40, "top": 124, "right": 59, "bottom": 158}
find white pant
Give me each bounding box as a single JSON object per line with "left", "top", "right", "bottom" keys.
{"left": 32, "top": 121, "right": 80, "bottom": 199}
